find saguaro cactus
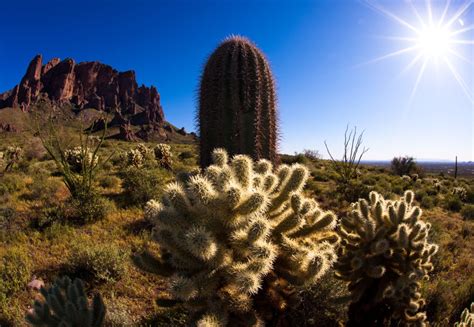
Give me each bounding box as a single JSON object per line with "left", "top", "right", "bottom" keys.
{"left": 26, "top": 276, "right": 105, "bottom": 327}
{"left": 139, "top": 149, "right": 338, "bottom": 325}
{"left": 336, "top": 191, "right": 438, "bottom": 326}
{"left": 198, "top": 36, "right": 278, "bottom": 168}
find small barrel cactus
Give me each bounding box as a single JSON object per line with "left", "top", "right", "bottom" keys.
{"left": 153, "top": 143, "right": 173, "bottom": 170}
{"left": 455, "top": 303, "right": 474, "bottom": 327}
{"left": 64, "top": 147, "right": 99, "bottom": 173}
{"left": 198, "top": 36, "right": 278, "bottom": 168}
{"left": 139, "top": 149, "right": 338, "bottom": 325}
{"left": 336, "top": 191, "right": 438, "bottom": 326}
{"left": 25, "top": 276, "right": 105, "bottom": 327}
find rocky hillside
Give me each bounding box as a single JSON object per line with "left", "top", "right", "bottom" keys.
{"left": 0, "top": 55, "right": 195, "bottom": 142}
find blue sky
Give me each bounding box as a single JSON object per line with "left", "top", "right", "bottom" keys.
{"left": 0, "top": 0, "right": 472, "bottom": 160}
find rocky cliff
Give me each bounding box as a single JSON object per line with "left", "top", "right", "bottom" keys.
{"left": 0, "top": 54, "right": 166, "bottom": 132}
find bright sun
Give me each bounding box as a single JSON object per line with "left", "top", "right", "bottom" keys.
{"left": 364, "top": 0, "right": 473, "bottom": 103}
{"left": 417, "top": 26, "right": 451, "bottom": 57}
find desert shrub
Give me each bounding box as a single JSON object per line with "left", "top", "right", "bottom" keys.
{"left": 69, "top": 242, "right": 128, "bottom": 283}
{"left": 67, "top": 191, "right": 113, "bottom": 223}
{"left": 104, "top": 298, "right": 137, "bottom": 326}
{"left": 465, "top": 188, "right": 474, "bottom": 204}
{"left": 311, "top": 169, "right": 330, "bottom": 182}
{"left": 0, "top": 183, "right": 9, "bottom": 198}
{"left": 0, "top": 173, "right": 26, "bottom": 193}
{"left": 286, "top": 274, "right": 348, "bottom": 326}
{"left": 120, "top": 167, "right": 165, "bottom": 206}
{"left": 23, "top": 137, "right": 47, "bottom": 161}
{"left": 178, "top": 150, "right": 194, "bottom": 160}
{"left": 461, "top": 204, "right": 474, "bottom": 220}
{"left": 336, "top": 180, "right": 370, "bottom": 203}
{"left": 25, "top": 276, "right": 106, "bottom": 327}
{"left": 0, "top": 207, "right": 16, "bottom": 242}
{"left": 32, "top": 205, "right": 64, "bottom": 230}
{"left": 137, "top": 149, "right": 339, "bottom": 325}
{"left": 420, "top": 195, "right": 435, "bottom": 209}
{"left": 362, "top": 175, "right": 378, "bottom": 186}
{"left": 302, "top": 148, "right": 322, "bottom": 161}
{"left": 336, "top": 191, "right": 438, "bottom": 326}
{"left": 390, "top": 181, "right": 404, "bottom": 195}
{"left": 415, "top": 189, "right": 427, "bottom": 201}
{"left": 444, "top": 194, "right": 463, "bottom": 212}
{"left": 281, "top": 153, "right": 308, "bottom": 165}
{"left": 0, "top": 247, "right": 31, "bottom": 300}
{"left": 98, "top": 175, "right": 121, "bottom": 189}
{"left": 25, "top": 175, "right": 63, "bottom": 204}
{"left": 391, "top": 156, "right": 418, "bottom": 176}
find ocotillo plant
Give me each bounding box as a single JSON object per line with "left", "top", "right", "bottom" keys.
{"left": 25, "top": 276, "right": 105, "bottom": 327}
{"left": 336, "top": 191, "right": 438, "bottom": 326}
{"left": 198, "top": 36, "right": 278, "bottom": 167}
{"left": 138, "top": 149, "right": 338, "bottom": 326}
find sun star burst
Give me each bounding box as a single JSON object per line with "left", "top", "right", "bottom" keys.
{"left": 364, "top": 0, "right": 474, "bottom": 104}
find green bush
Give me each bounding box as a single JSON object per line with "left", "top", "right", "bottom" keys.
{"left": 178, "top": 150, "right": 194, "bottom": 160}
{"left": 0, "top": 247, "right": 31, "bottom": 310}
{"left": 444, "top": 194, "right": 463, "bottom": 212}
{"left": 421, "top": 195, "right": 435, "bottom": 209}
{"left": 120, "top": 167, "right": 165, "bottom": 206}
{"left": 68, "top": 191, "right": 113, "bottom": 223}
{"left": 336, "top": 180, "right": 370, "bottom": 202}
{"left": 465, "top": 188, "right": 474, "bottom": 204}
{"left": 0, "top": 173, "right": 26, "bottom": 193}
{"left": 98, "top": 175, "right": 121, "bottom": 189}
{"left": 461, "top": 204, "right": 474, "bottom": 220}
{"left": 24, "top": 175, "right": 62, "bottom": 204}
{"left": 32, "top": 206, "right": 64, "bottom": 230}
{"left": 69, "top": 242, "right": 128, "bottom": 283}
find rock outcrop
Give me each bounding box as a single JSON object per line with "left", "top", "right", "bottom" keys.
{"left": 0, "top": 54, "right": 165, "bottom": 126}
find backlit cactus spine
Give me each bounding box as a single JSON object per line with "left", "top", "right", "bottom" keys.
{"left": 455, "top": 303, "right": 474, "bottom": 327}
{"left": 336, "top": 191, "right": 438, "bottom": 326}
{"left": 25, "top": 277, "right": 105, "bottom": 327}
{"left": 198, "top": 36, "right": 278, "bottom": 168}
{"left": 140, "top": 149, "right": 338, "bottom": 325}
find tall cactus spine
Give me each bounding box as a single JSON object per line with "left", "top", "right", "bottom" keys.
{"left": 198, "top": 36, "right": 278, "bottom": 167}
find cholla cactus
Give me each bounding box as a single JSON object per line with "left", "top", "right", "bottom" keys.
{"left": 136, "top": 143, "right": 152, "bottom": 157}
{"left": 140, "top": 149, "right": 338, "bottom": 325}
{"left": 3, "top": 146, "right": 23, "bottom": 171}
{"left": 153, "top": 144, "right": 173, "bottom": 170}
{"left": 25, "top": 276, "right": 105, "bottom": 327}
{"left": 455, "top": 303, "right": 474, "bottom": 327}
{"left": 402, "top": 175, "right": 412, "bottom": 182}
{"left": 336, "top": 191, "right": 438, "bottom": 326}
{"left": 124, "top": 144, "right": 153, "bottom": 168}
{"left": 125, "top": 148, "right": 145, "bottom": 168}
{"left": 452, "top": 187, "right": 467, "bottom": 201}
{"left": 64, "top": 147, "right": 99, "bottom": 173}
